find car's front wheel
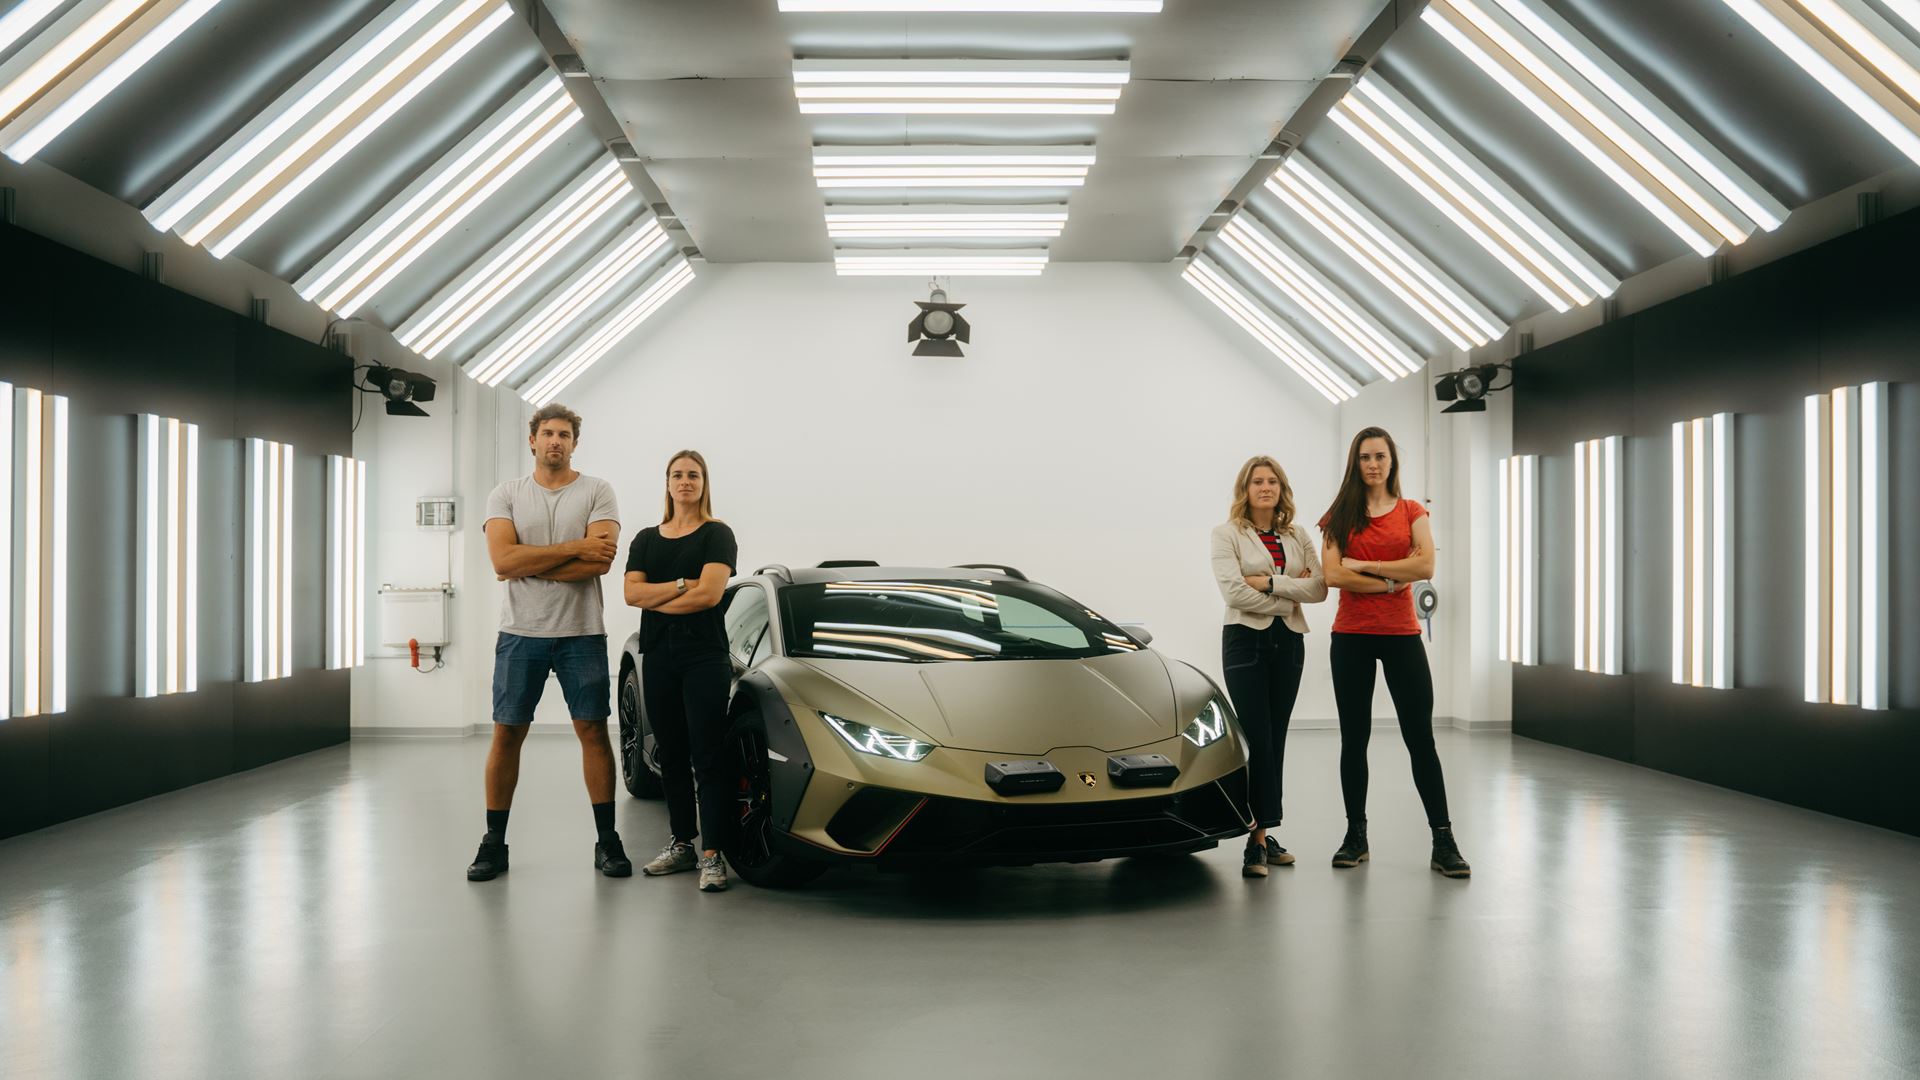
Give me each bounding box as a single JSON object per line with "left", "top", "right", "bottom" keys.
{"left": 726, "top": 712, "right": 829, "bottom": 889}
{"left": 618, "top": 664, "right": 662, "bottom": 799}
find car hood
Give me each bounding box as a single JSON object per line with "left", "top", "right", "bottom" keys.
{"left": 788, "top": 649, "right": 1178, "bottom": 756}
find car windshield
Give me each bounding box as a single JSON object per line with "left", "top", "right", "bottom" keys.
{"left": 779, "top": 578, "right": 1143, "bottom": 663}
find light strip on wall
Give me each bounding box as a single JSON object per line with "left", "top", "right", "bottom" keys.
{"left": 1331, "top": 76, "right": 1619, "bottom": 310}
{"left": 295, "top": 75, "right": 581, "bottom": 316}
{"left": 1671, "top": 414, "right": 1734, "bottom": 688}
{"left": 779, "top": 1, "right": 1161, "bottom": 9}
{"left": 2, "top": 387, "right": 59, "bottom": 716}
{"left": 521, "top": 258, "right": 697, "bottom": 406}
{"left": 327, "top": 455, "right": 367, "bottom": 670}
{"left": 245, "top": 438, "right": 295, "bottom": 682}
{"left": 1805, "top": 382, "right": 1889, "bottom": 707}
{"left": 813, "top": 145, "right": 1094, "bottom": 189}
{"left": 396, "top": 158, "right": 632, "bottom": 358}
{"left": 1719, "top": 0, "right": 1920, "bottom": 167}
{"left": 1215, "top": 214, "right": 1422, "bottom": 380}
{"left": 143, "top": 0, "right": 512, "bottom": 257}
{"left": 1574, "top": 435, "right": 1622, "bottom": 675}
{"left": 792, "top": 60, "right": 1128, "bottom": 115}
{"left": 135, "top": 413, "right": 196, "bottom": 697}
{"left": 0, "top": 0, "right": 229, "bottom": 163}
{"left": 1265, "top": 156, "right": 1505, "bottom": 349}
{"left": 1182, "top": 257, "right": 1359, "bottom": 404}
{"left": 1425, "top": 0, "right": 1786, "bottom": 255}
{"left": 466, "top": 218, "right": 670, "bottom": 386}
{"left": 833, "top": 251, "right": 1051, "bottom": 276}
{"left": 1498, "top": 454, "right": 1538, "bottom": 664}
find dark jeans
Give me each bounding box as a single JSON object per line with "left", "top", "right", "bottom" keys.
{"left": 1329, "top": 632, "right": 1451, "bottom": 828}
{"left": 1222, "top": 621, "right": 1304, "bottom": 830}
{"left": 642, "top": 640, "right": 735, "bottom": 850}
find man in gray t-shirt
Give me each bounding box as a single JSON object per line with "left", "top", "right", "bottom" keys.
{"left": 467, "top": 403, "right": 632, "bottom": 882}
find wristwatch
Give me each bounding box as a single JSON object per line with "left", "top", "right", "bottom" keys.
{"left": 675, "top": 577, "right": 688, "bottom": 594}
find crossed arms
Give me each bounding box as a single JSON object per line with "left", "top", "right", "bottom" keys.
{"left": 1321, "top": 515, "right": 1436, "bottom": 594}
{"left": 624, "top": 562, "right": 729, "bottom": 615}
{"left": 486, "top": 518, "right": 621, "bottom": 582}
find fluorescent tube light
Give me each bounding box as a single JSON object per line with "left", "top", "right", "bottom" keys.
{"left": 1858, "top": 381, "right": 1887, "bottom": 710}
{"left": 246, "top": 439, "right": 295, "bottom": 682}
{"left": 1574, "top": 434, "right": 1622, "bottom": 675}
{"left": 1804, "top": 394, "right": 1829, "bottom": 702}
{"left": 1672, "top": 413, "right": 1735, "bottom": 688}
{"left": 832, "top": 250, "right": 1052, "bottom": 275}
{"left": 1333, "top": 76, "right": 1619, "bottom": 309}
{"left": 297, "top": 75, "right": 582, "bottom": 315}
{"left": 1425, "top": 0, "right": 1786, "bottom": 254}
{"left": 1182, "top": 257, "right": 1359, "bottom": 403}
{"left": 1720, "top": 0, "right": 1920, "bottom": 167}
{"left": 328, "top": 455, "right": 368, "bottom": 670}
{"left": 397, "top": 158, "right": 633, "bottom": 358}
{"left": 521, "top": 259, "right": 697, "bottom": 406}
{"left": 136, "top": 413, "right": 196, "bottom": 697}
{"left": 813, "top": 146, "right": 1094, "bottom": 190}
{"left": 1804, "top": 381, "right": 1888, "bottom": 708}
{"left": 1265, "top": 156, "right": 1504, "bottom": 349}
{"left": 826, "top": 205, "right": 1067, "bottom": 241}
{"left": 793, "top": 59, "right": 1128, "bottom": 115}
{"left": 1498, "top": 454, "right": 1538, "bottom": 664}
{"left": 0, "top": 0, "right": 230, "bottom": 163}
{"left": 779, "top": 1, "right": 1161, "bottom": 9}
{"left": 466, "top": 218, "right": 670, "bottom": 386}
{"left": 1216, "top": 214, "right": 1422, "bottom": 380}
{"left": 145, "top": 0, "right": 511, "bottom": 257}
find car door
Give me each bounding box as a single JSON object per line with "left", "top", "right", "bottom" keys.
{"left": 722, "top": 583, "right": 773, "bottom": 690}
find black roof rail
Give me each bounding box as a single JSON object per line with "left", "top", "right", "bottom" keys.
{"left": 817, "top": 560, "right": 881, "bottom": 568}
{"left": 954, "top": 563, "right": 1029, "bottom": 581}
{"left": 753, "top": 563, "right": 793, "bottom": 582}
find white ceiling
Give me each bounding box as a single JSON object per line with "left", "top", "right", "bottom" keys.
{"left": 541, "top": 0, "right": 1387, "bottom": 261}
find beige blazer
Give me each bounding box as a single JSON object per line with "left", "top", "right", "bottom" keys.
{"left": 1210, "top": 520, "right": 1327, "bottom": 634}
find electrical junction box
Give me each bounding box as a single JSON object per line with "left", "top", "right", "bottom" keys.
{"left": 416, "top": 496, "right": 457, "bottom": 531}
{"left": 379, "top": 585, "right": 452, "bottom": 647}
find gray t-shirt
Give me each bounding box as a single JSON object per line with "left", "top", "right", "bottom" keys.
{"left": 484, "top": 473, "right": 620, "bottom": 638}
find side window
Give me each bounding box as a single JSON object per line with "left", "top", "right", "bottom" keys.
{"left": 994, "top": 595, "right": 1093, "bottom": 649}
{"left": 724, "top": 585, "right": 771, "bottom": 668}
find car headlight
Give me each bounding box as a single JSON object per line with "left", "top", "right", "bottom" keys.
{"left": 821, "top": 712, "right": 935, "bottom": 762}
{"left": 1182, "top": 699, "right": 1229, "bottom": 748}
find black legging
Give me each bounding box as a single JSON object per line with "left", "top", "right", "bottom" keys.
{"left": 642, "top": 639, "right": 735, "bottom": 850}
{"left": 1222, "top": 621, "right": 1304, "bottom": 830}
{"left": 1329, "top": 632, "right": 1450, "bottom": 828}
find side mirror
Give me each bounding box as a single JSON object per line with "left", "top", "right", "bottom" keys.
{"left": 1118, "top": 623, "right": 1153, "bottom": 646}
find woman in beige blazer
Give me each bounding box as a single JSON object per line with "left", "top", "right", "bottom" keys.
{"left": 1210, "top": 455, "right": 1327, "bottom": 878}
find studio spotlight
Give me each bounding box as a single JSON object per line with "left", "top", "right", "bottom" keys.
{"left": 908, "top": 287, "right": 970, "bottom": 358}
{"left": 1435, "top": 362, "right": 1508, "bottom": 414}
{"left": 362, "top": 365, "right": 437, "bottom": 417}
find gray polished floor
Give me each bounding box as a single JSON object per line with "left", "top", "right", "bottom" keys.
{"left": 2, "top": 730, "right": 1917, "bottom": 1080}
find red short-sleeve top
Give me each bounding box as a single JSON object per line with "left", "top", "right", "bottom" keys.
{"left": 1320, "top": 498, "right": 1427, "bottom": 635}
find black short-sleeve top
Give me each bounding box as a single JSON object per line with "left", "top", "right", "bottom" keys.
{"left": 625, "top": 521, "right": 739, "bottom": 652}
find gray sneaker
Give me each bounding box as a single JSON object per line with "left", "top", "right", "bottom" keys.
{"left": 642, "top": 839, "right": 697, "bottom": 876}
{"left": 697, "top": 853, "right": 728, "bottom": 893}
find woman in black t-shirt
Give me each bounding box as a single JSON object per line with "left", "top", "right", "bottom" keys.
{"left": 622, "top": 449, "right": 739, "bottom": 893}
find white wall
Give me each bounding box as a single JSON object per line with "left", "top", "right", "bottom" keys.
{"left": 351, "top": 260, "right": 1364, "bottom": 731}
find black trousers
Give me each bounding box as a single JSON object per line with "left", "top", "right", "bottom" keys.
{"left": 1329, "top": 632, "right": 1451, "bottom": 828}
{"left": 1222, "top": 621, "right": 1304, "bottom": 830}
{"left": 642, "top": 640, "right": 735, "bottom": 850}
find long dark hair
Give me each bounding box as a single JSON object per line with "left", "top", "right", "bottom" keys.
{"left": 1322, "top": 427, "right": 1401, "bottom": 552}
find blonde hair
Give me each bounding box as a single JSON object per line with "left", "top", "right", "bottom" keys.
{"left": 1229, "top": 455, "right": 1295, "bottom": 534}
{"left": 661, "top": 449, "right": 715, "bottom": 525}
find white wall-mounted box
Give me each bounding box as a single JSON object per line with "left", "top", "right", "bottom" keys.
{"left": 378, "top": 585, "right": 452, "bottom": 647}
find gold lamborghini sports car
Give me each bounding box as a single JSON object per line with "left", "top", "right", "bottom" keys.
{"left": 618, "top": 564, "right": 1253, "bottom": 888}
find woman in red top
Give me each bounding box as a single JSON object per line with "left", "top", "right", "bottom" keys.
{"left": 1318, "top": 427, "right": 1470, "bottom": 878}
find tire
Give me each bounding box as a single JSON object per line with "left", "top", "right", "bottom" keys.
{"left": 618, "top": 663, "right": 663, "bottom": 800}
{"left": 726, "top": 711, "right": 829, "bottom": 889}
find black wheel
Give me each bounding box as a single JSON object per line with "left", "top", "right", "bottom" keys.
{"left": 726, "top": 712, "right": 829, "bottom": 889}
{"left": 618, "top": 663, "right": 663, "bottom": 799}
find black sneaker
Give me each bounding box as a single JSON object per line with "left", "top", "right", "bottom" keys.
{"left": 1431, "top": 826, "right": 1471, "bottom": 878}
{"left": 1331, "top": 822, "right": 1368, "bottom": 869}
{"left": 1264, "top": 836, "right": 1296, "bottom": 866}
{"left": 467, "top": 833, "right": 508, "bottom": 881}
{"left": 595, "top": 834, "right": 633, "bottom": 877}
{"left": 1241, "top": 839, "right": 1269, "bottom": 878}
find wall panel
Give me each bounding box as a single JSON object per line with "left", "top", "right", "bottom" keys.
{"left": 1514, "top": 207, "right": 1920, "bottom": 836}
{"left": 0, "top": 225, "right": 348, "bottom": 839}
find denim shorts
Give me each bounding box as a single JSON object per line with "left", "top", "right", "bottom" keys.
{"left": 491, "top": 633, "right": 611, "bottom": 724}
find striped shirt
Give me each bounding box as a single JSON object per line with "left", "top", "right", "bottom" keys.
{"left": 1258, "top": 529, "right": 1287, "bottom": 574}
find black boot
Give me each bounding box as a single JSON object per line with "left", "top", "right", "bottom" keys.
{"left": 1331, "top": 820, "right": 1368, "bottom": 869}
{"left": 595, "top": 833, "right": 633, "bottom": 878}
{"left": 467, "top": 832, "right": 509, "bottom": 881}
{"left": 1430, "top": 826, "right": 1471, "bottom": 878}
